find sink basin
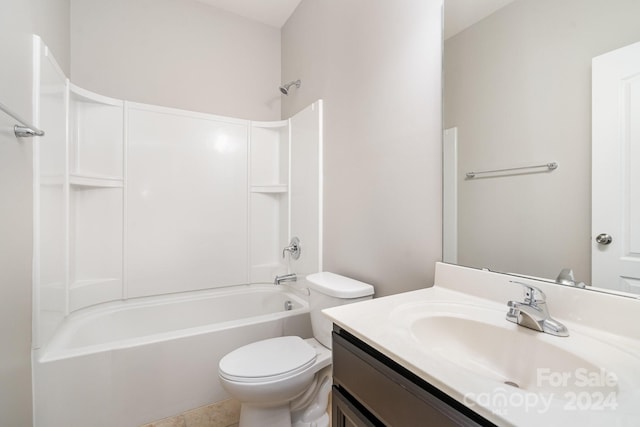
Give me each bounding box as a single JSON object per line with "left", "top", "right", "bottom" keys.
{"left": 323, "top": 265, "right": 640, "bottom": 427}
{"left": 411, "top": 315, "right": 613, "bottom": 394}
{"left": 391, "top": 302, "right": 620, "bottom": 396}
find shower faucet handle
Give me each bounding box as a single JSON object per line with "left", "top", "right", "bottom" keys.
{"left": 282, "top": 237, "right": 301, "bottom": 260}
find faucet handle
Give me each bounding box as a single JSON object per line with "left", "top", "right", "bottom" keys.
{"left": 282, "top": 237, "right": 301, "bottom": 260}
{"left": 509, "top": 280, "right": 546, "bottom": 304}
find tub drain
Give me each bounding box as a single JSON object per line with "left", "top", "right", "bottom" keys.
{"left": 504, "top": 381, "right": 519, "bottom": 388}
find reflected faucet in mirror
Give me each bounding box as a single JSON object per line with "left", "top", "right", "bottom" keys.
{"left": 555, "top": 268, "right": 586, "bottom": 289}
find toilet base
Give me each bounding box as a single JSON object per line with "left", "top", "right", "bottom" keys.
{"left": 239, "top": 403, "right": 292, "bottom": 427}
{"left": 292, "top": 412, "right": 329, "bottom": 427}
{"left": 236, "top": 372, "right": 332, "bottom": 427}
{"left": 291, "top": 366, "right": 332, "bottom": 427}
{"left": 222, "top": 338, "right": 334, "bottom": 427}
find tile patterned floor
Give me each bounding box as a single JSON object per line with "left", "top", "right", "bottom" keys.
{"left": 140, "top": 399, "right": 240, "bottom": 427}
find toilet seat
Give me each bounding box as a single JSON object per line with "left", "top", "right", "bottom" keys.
{"left": 219, "top": 336, "right": 317, "bottom": 383}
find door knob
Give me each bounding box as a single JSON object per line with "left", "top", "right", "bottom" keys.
{"left": 595, "top": 233, "right": 612, "bottom": 245}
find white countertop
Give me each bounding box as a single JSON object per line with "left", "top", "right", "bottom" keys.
{"left": 323, "top": 263, "right": 640, "bottom": 427}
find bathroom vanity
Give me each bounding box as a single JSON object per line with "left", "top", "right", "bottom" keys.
{"left": 323, "top": 263, "right": 640, "bottom": 427}
{"left": 331, "top": 326, "right": 493, "bottom": 426}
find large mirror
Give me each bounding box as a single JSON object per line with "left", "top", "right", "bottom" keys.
{"left": 443, "top": 0, "right": 640, "bottom": 295}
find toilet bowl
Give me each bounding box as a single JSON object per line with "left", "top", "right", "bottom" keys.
{"left": 218, "top": 272, "right": 374, "bottom": 427}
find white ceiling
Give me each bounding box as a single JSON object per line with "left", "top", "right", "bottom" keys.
{"left": 193, "top": 0, "right": 302, "bottom": 28}
{"left": 192, "top": 0, "right": 514, "bottom": 36}
{"left": 444, "top": 0, "right": 516, "bottom": 39}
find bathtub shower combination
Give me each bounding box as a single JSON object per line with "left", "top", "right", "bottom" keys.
{"left": 35, "top": 285, "right": 312, "bottom": 426}
{"left": 32, "top": 37, "right": 323, "bottom": 426}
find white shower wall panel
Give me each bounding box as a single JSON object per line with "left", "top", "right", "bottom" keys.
{"left": 289, "top": 101, "right": 323, "bottom": 276}
{"left": 126, "top": 105, "right": 249, "bottom": 297}
{"left": 35, "top": 40, "right": 68, "bottom": 348}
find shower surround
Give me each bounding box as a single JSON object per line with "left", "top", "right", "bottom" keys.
{"left": 32, "top": 37, "right": 323, "bottom": 426}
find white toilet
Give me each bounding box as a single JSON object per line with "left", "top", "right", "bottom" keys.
{"left": 218, "top": 272, "right": 374, "bottom": 427}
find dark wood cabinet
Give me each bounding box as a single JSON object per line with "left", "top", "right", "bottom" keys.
{"left": 331, "top": 326, "right": 496, "bottom": 427}
{"left": 332, "top": 385, "right": 380, "bottom": 427}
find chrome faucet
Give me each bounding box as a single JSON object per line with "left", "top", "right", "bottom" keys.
{"left": 555, "top": 268, "right": 586, "bottom": 288}
{"left": 506, "top": 281, "right": 569, "bottom": 337}
{"left": 282, "top": 237, "right": 301, "bottom": 260}
{"left": 274, "top": 273, "right": 297, "bottom": 285}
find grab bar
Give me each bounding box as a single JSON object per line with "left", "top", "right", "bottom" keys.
{"left": 466, "top": 162, "right": 557, "bottom": 179}
{"left": 0, "top": 100, "right": 45, "bottom": 137}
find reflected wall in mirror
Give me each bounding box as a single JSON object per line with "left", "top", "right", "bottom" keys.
{"left": 443, "top": 0, "right": 640, "bottom": 293}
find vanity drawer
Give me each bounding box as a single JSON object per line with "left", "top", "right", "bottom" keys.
{"left": 332, "top": 328, "right": 493, "bottom": 427}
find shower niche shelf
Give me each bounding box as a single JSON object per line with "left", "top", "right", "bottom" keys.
{"left": 249, "top": 120, "right": 289, "bottom": 283}
{"left": 70, "top": 173, "right": 123, "bottom": 188}
{"left": 68, "top": 185, "right": 123, "bottom": 312}
{"left": 250, "top": 120, "right": 288, "bottom": 188}
{"left": 69, "top": 84, "right": 124, "bottom": 179}
{"left": 251, "top": 184, "right": 287, "bottom": 193}
{"left": 67, "top": 84, "right": 124, "bottom": 312}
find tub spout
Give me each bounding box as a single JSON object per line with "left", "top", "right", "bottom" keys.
{"left": 275, "top": 273, "right": 297, "bottom": 285}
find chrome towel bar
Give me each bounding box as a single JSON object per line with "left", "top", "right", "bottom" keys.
{"left": 466, "top": 162, "right": 558, "bottom": 179}
{"left": 0, "top": 100, "right": 45, "bottom": 137}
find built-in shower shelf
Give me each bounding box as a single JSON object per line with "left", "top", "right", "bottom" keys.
{"left": 70, "top": 173, "right": 123, "bottom": 188}
{"left": 70, "top": 278, "right": 120, "bottom": 290}
{"left": 251, "top": 184, "right": 287, "bottom": 193}
{"left": 251, "top": 120, "right": 288, "bottom": 129}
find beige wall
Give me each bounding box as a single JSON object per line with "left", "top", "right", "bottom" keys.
{"left": 70, "top": 0, "right": 281, "bottom": 120}
{"left": 0, "top": 0, "right": 70, "bottom": 425}
{"left": 282, "top": 0, "right": 443, "bottom": 297}
{"left": 445, "top": 0, "right": 640, "bottom": 284}
{"left": 0, "top": 4, "right": 441, "bottom": 423}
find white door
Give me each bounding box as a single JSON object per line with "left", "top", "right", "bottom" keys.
{"left": 592, "top": 40, "right": 640, "bottom": 294}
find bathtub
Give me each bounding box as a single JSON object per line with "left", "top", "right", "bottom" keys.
{"left": 33, "top": 284, "right": 312, "bottom": 427}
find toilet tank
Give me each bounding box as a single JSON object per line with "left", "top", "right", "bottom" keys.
{"left": 306, "top": 272, "right": 374, "bottom": 348}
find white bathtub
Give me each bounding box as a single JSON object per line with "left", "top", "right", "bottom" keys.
{"left": 33, "top": 284, "right": 312, "bottom": 427}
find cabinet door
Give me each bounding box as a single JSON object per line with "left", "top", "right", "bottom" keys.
{"left": 332, "top": 386, "right": 380, "bottom": 427}
{"left": 333, "top": 330, "right": 492, "bottom": 427}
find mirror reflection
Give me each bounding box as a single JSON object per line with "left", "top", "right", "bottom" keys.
{"left": 443, "top": 0, "right": 640, "bottom": 295}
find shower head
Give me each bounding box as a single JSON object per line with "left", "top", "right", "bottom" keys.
{"left": 279, "top": 79, "right": 301, "bottom": 95}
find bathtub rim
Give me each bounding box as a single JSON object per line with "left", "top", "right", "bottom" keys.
{"left": 37, "top": 283, "right": 310, "bottom": 363}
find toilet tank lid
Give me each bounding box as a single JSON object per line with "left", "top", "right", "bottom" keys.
{"left": 306, "top": 272, "right": 374, "bottom": 298}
